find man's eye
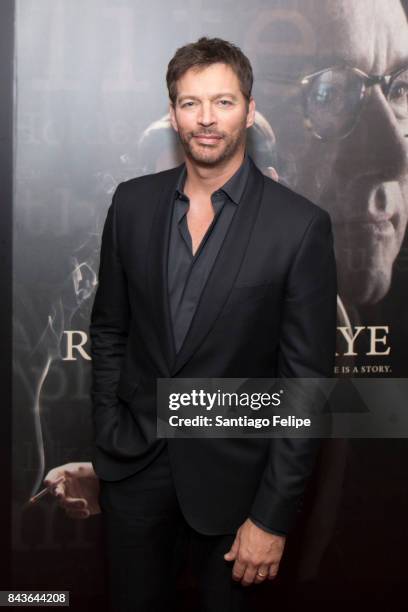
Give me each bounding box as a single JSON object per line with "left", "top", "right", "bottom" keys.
{"left": 389, "top": 79, "right": 408, "bottom": 116}
{"left": 181, "top": 101, "right": 195, "bottom": 108}
{"left": 389, "top": 82, "right": 408, "bottom": 102}
{"left": 218, "top": 99, "right": 233, "bottom": 106}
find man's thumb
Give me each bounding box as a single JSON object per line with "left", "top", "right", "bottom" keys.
{"left": 224, "top": 537, "right": 239, "bottom": 561}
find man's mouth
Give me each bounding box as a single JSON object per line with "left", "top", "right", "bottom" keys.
{"left": 335, "top": 214, "right": 396, "bottom": 239}
{"left": 193, "top": 133, "right": 223, "bottom": 143}
{"left": 357, "top": 220, "right": 394, "bottom": 238}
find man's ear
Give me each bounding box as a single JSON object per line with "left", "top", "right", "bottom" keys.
{"left": 169, "top": 102, "right": 178, "bottom": 132}
{"left": 246, "top": 97, "right": 256, "bottom": 129}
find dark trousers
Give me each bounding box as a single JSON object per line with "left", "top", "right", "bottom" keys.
{"left": 99, "top": 444, "right": 253, "bottom": 612}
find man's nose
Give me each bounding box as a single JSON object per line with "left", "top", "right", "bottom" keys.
{"left": 197, "top": 101, "right": 216, "bottom": 126}
{"left": 340, "top": 85, "right": 408, "bottom": 182}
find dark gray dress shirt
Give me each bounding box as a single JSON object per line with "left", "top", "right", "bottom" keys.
{"left": 168, "top": 154, "right": 250, "bottom": 354}
{"left": 167, "top": 154, "right": 286, "bottom": 538}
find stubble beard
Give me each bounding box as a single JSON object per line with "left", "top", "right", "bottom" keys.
{"left": 178, "top": 121, "right": 247, "bottom": 168}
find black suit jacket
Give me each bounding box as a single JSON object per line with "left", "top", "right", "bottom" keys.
{"left": 89, "top": 157, "right": 337, "bottom": 535}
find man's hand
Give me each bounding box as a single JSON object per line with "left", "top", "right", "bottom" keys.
{"left": 224, "top": 518, "right": 286, "bottom": 586}
{"left": 43, "top": 462, "right": 101, "bottom": 519}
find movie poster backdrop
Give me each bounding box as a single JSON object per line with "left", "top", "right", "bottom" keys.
{"left": 12, "top": 0, "right": 408, "bottom": 609}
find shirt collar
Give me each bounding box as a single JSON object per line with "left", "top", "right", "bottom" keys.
{"left": 174, "top": 152, "right": 250, "bottom": 206}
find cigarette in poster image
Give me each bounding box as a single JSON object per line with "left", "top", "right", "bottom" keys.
{"left": 26, "top": 475, "right": 65, "bottom": 506}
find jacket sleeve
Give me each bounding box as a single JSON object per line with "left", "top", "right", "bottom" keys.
{"left": 89, "top": 184, "right": 130, "bottom": 436}
{"left": 249, "top": 208, "right": 337, "bottom": 535}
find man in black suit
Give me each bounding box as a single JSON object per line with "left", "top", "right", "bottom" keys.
{"left": 90, "top": 37, "right": 337, "bottom": 612}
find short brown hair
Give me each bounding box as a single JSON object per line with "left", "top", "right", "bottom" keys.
{"left": 166, "top": 37, "right": 253, "bottom": 105}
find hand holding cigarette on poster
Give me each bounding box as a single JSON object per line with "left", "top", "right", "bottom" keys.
{"left": 33, "top": 463, "right": 101, "bottom": 519}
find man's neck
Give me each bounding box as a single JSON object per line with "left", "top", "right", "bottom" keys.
{"left": 183, "top": 149, "right": 246, "bottom": 199}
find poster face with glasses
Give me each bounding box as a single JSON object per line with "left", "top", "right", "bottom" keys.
{"left": 12, "top": 0, "right": 408, "bottom": 606}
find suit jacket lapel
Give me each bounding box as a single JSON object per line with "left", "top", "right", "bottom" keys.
{"left": 171, "top": 159, "right": 265, "bottom": 376}
{"left": 147, "top": 164, "right": 184, "bottom": 374}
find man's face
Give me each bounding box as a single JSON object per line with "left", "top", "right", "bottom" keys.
{"left": 169, "top": 62, "right": 255, "bottom": 168}
{"left": 249, "top": 0, "right": 408, "bottom": 306}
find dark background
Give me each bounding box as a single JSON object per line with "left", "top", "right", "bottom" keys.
{"left": 0, "top": 0, "right": 14, "bottom": 592}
